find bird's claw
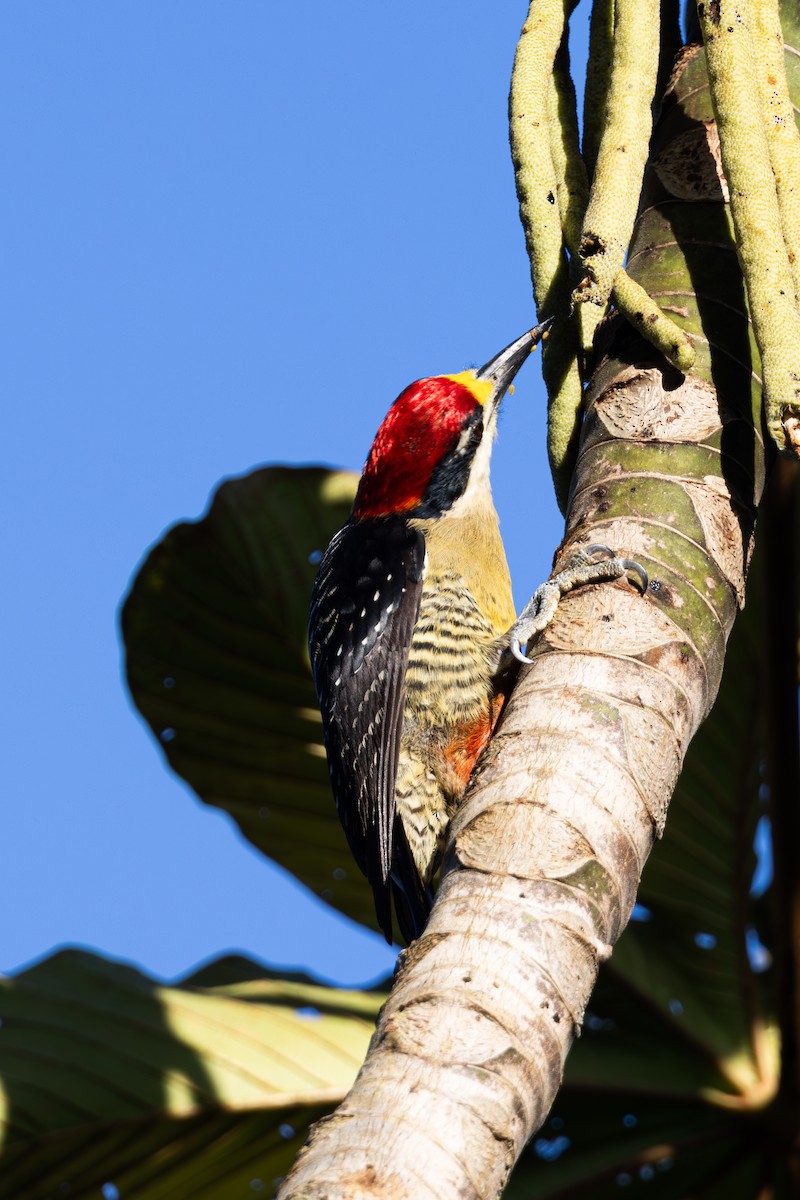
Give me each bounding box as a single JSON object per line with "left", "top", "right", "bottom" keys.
{"left": 570, "top": 544, "right": 648, "bottom": 594}
{"left": 510, "top": 637, "right": 534, "bottom": 666}
{"left": 504, "top": 543, "right": 648, "bottom": 665}
{"left": 619, "top": 558, "right": 649, "bottom": 594}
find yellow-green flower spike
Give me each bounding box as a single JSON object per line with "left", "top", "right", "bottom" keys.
{"left": 547, "top": 38, "right": 603, "bottom": 359}
{"left": 752, "top": 0, "right": 800, "bottom": 307}
{"left": 510, "top": 0, "right": 573, "bottom": 317}
{"left": 510, "top": 0, "right": 585, "bottom": 512}
{"left": 582, "top": 0, "right": 615, "bottom": 182}
{"left": 699, "top": 0, "right": 800, "bottom": 454}
{"left": 547, "top": 41, "right": 588, "bottom": 265}
{"left": 544, "top": 331, "right": 585, "bottom": 515}
{"left": 575, "top": 0, "right": 661, "bottom": 308}
{"left": 612, "top": 269, "right": 696, "bottom": 372}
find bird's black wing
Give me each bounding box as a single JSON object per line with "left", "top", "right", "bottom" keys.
{"left": 308, "top": 516, "right": 426, "bottom": 942}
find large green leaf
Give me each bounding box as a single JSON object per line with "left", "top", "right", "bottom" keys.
{"left": 0, "top": 949, "right": 379, "bottom": 1199}
{"left": 121, "top": 465, "right": 379, "bottom": 931}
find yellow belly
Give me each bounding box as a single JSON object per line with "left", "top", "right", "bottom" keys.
{"left": 396, "top": 501, "right": 515, "bottom": 880}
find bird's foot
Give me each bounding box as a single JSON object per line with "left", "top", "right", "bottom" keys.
{"left": 508, "top": 544, "right": 648, "bottom": 665}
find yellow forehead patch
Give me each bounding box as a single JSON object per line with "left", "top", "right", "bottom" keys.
{"left": 445, "top": 370, "right": 494, "bottom": 407}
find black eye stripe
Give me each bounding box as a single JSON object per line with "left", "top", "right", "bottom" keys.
{"left": 415, "top": 411, "right": 483, "bottom": 518}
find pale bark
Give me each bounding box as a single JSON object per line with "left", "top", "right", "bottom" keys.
{"left": 278, "top": 33, "right": 766, "bottom": 1200}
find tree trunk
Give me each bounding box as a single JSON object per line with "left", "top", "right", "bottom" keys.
{"left": 277, "top": 32, "right": 768, "bottom": 1200}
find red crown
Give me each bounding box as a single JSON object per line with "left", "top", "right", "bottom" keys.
{"left": 353, "top": 376, "right": 481, "bottom": 520}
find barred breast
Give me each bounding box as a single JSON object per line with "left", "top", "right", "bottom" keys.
{"left": 403, "top": 571, "right": 503, "bottom": 721}
{"left": 395, "top": 504, "right": 516, "bottom": 882}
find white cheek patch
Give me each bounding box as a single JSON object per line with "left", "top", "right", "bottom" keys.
{"left": 448, "top": 419, "right": 498, "bottom": 515}
{"left": 453, "top": 423, "right": 475, "bottom": 457}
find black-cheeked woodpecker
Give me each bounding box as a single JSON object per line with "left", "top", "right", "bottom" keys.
{"left": 308, "top": 324, "right": 647, "bottom": 944}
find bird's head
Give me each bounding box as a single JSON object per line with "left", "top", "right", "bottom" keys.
{"left": 353, "top": 321, "right": 551, "bottom": 521}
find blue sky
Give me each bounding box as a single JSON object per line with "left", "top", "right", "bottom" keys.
{"left": 2, "top": 3, "right": 590, "bottom": 987}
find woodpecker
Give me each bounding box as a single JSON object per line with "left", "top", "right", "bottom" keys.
{"left": 308, "top": 323, "right": 646, "bottom": 944}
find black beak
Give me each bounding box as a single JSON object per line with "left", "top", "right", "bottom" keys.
{"left": 475, "top": 318, "right": 553, "bottom": 398}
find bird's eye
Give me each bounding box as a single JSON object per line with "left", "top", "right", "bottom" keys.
{"left": 454, "top": 417, "right": 483, "bottom": 457}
